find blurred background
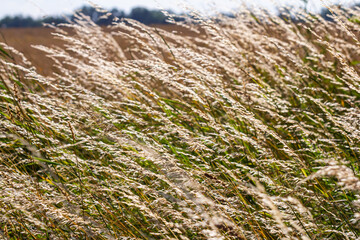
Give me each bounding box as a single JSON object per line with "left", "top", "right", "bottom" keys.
{"left": 1, "top": 0, "right": 359, "bottom": 19}
{"left": 0, "top": 0, "right": 359, "bottom": 75}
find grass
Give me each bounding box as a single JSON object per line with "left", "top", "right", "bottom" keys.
{"left": 1, "top": 5, "right": 360, "bottom": 239}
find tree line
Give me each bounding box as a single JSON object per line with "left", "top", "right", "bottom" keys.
{"left": 0, "top": 6, "right": 179, "bottom": 28}
{"left": 1, "top": 4, "right": 360, "bottom": 28}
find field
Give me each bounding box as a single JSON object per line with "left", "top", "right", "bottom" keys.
{"left": 1, "top": 6, "right": 360, "bottom": 239}
{"left": 0, "top": 27, "right": 63, "bottom": 75}
{"left": 0, "top": 25, "right": 199, "bottom": 75}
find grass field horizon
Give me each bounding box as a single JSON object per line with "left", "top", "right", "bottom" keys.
{"left": 1, "top": 4, "right": 360, "bottom": 239}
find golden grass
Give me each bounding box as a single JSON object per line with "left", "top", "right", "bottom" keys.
{"left": 0, "top": 6, "right": 360, "bottom": 239}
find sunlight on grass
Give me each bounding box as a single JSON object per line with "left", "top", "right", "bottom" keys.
{"left": 1, "top": 5, "right": 360, "bottom": 239}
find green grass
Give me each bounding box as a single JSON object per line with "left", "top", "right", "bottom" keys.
{"left": 1, "top": 6, "right": 360, "bottom": 239}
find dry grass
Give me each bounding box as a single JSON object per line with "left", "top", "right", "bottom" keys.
{"left": 0, "top": 27, "right": 64, "bottom": 75}
{"left": 0, "top": 25, "right": 201, "bottom": 76}
{"left": 0, "top": 6, "right": 360, "bottom": 239}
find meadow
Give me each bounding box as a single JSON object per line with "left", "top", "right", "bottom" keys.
{"left": 0, "top": 5, "right": 360, "bottom": 239}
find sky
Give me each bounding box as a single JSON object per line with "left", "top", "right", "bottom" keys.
{"left": 0, "top": 0, "right": 359, "bottom": 19}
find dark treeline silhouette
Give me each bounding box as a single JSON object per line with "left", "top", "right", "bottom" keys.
{"left": 0, "top": 6, "right": 179, "bottom": 28}
{"left": 319, "top": 3, "right": 360, "bottom": 21}
{"left": 1, "top": 3, "right": 360, "bottom": 28}
{"left": 0, "top": 16, "right": 65, "bottom": 28}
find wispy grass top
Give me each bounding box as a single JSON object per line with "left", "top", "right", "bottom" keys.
{"left": 0, "top": 4, "right": 360, "bottom": 239}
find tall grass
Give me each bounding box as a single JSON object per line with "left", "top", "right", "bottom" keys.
{"left": 1, "top": 5, "right": 360, "bottom": 239}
